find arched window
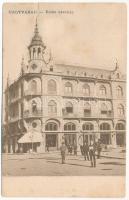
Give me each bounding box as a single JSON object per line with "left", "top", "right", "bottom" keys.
{"left": 33, "top": 48, "right": 36, "bottom": 58}
{"left": 50, "top": 65, "right": 53, "bottom": 72}
{"left": 31, "top": 80, "right": 37, "bottom": 93}
{"left": 45, "top": 122, "right": 58, "bottom": 131}
{"left": 32, "top": 100, "right": 37, "bottom": 113}
{"left": 116, "top": 86, "right": 123, "bottom": 97}
{"left": 116, "top": 73, "right": 120, "bottom": 79}
{"left": 48, "top": 79, "right": 57, "bottom": 94}
{"left": 65, "top": 82, "right": 72, "bottom": 94}
{"left": 38, "top": 47, "right": 41, "bottom": 58}
{"left": 100, "top": 123, "right": 110, "bottom": 130}
{"left": 100, "top": 85, "right": 106, "bottom": 96}
{"left": 66, "top": 102, "right": 73, "bottom": 113}
{"left": 31, "top": 64, "right": 37, "bottom": 70}
{"left": 82, "top": 84, "right": 90, "bottom": 96}
{"left": 48, "top": 100, "right": 57, "bottom": 114}
{"left": 64, "top": 122, "right": 76, "bottom": 131}
{"left": 82, "top": 123, "right": 94, "bottom": 131}
{"left": 84, "top": 102, "right": 91, "bottom": 116}
{"left": 117, "top": 104, "right": 124, "bottom": 116}
{"left": 116, "top": 123, "right": 125, "bottom": 130}
{"left": 101, "top": 103, "right": 108, "bottom": 114}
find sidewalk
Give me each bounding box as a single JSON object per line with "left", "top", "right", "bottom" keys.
{"left": 100, "top": 148, "right": 126, "bottom": 159}
{"left": 2, "top": 148, "right": 126, "bottom": 160}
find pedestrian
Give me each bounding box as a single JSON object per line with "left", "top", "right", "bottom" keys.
{"left": 73, "top": 143, "right": 77, "bottom": 156}
{"left": 80, "top": 145, "right": 84, "bottom": 155}
{"left": 83, "top": 141, "right": 89, "bottom": 160}
{"left": 97, "top": 139, "right": 102, "bottom": 159}
{"left": 46, "top": 142, "right": 49, "bottom": 152}
{"left": 89, "top": 140, "right": 96, "bottom": 167}
{"left": 60, "top": 142, "right": 66, "bottom": 164}
{"left": 67, "top": 144, "right": 70, "bottom": 154}
{"left": 69, "top": 144, "right": 73, "bottom": 155}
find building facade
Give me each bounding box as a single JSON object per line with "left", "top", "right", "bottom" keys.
{"left": 3, "top": 21, "right": 126, "bottom": 153}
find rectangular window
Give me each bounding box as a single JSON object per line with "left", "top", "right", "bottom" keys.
{"left": 101, "top": 110, "right": 108, "bottom": 114}
{"left": 84, "top": 109, "right": 91, "bottom": 116}
{"left": 66, "top": 107, "right": 73, "bottom": 113}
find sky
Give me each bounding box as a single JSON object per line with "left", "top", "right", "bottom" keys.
{"left": 3, "top": 3, "right": 127, "bottom": 89}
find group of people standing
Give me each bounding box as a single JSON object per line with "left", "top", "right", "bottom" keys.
{"left": 60, "top": 139, "right": 102, "bottom": 167}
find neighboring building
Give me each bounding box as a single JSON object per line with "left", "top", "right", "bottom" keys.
{"left": 3, "top": 21, "right": 126, "bottom": 153}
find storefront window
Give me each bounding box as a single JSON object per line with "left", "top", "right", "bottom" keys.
{"left": 64, "top": 122, "right": 76, "bottom": 131}
{"left": 45, "top": 122, "right": 58, "bottom": 131}
{"left": 82, "top": 123, "right": 94, "bottom": 131}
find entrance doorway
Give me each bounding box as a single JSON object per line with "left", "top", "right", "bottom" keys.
{"left": 46, "top": 134, "right": 58, "bottom": 151}
{"left": 64, "top": 134, "right": 76, "bottom": 146}
{"left": 100, "top": 133, "right": 111, "bottom": 145}
{"left": 84, "top": 134, "right": 94, "bottom": 144}
{"left": 116, "top": 132, "right": 125, "bottom": 146}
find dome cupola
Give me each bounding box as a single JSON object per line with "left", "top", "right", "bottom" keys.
{"left": 28, "top": 19, "right": 46, "bottom": 61}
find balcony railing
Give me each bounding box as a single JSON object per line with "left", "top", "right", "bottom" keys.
{"left": 23, "top": 110, "right": 42, "bottom": 118}
{"left": 9, "top": 95, "right": 20, "bottom": 103}
{"left": 62, "top": 112, "right": 78, "bottom": 118}
{"left": 99, "top": 112, "right": 113, "bottom": 118}
{"left": 9, "top": 116, "right": 20, "bottom": 122}
{"left": 62, "top": 111, "right": 113, "bottom": 119}
{"left": 24, "top": 90, "right": 41, "bottom": 96}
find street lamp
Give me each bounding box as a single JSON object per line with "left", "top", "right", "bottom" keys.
{"left": 29, "top": 132, "right": 34, "bottom": 153}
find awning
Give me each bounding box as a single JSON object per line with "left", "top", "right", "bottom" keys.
{"left": 18, "top": 131, "right": 43, "bottom": 143}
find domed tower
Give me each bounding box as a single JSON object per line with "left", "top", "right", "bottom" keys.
{"left": 28, "top": 19, "right": 46, "bottom": 73}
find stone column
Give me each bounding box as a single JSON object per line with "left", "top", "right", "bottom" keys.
{"left": 10, "top": 138, "right": 13, "bottom": 153}
{"left": 111, "top": 131, "right": 117, "bottom": 148}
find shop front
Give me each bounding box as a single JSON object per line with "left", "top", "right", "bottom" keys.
{"left": 100, "top": 132, "right": 111, "bottom": 145}
{"left": 116, "top": 131, "right": 125, "bottom": 146}
{"left": 18, "top": 131, "right": 43, "bottom": 153}
{"left": 64, "top": 133, "right": 77, "bottom": 146}
{"left": 46, "top": 133, "right": 58, "bottom": 151}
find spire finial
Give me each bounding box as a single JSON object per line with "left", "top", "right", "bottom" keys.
{"left": 7, "top": 73, "right": 10, "bottom": 86}
{"left": 34, "top": 17, "right": 39, "bottom": 34}
{"left": 21, "top": 56, "right": 24, "bottom": 65}
{"left": 115, "top": 58, "right": 119, "bottom": 71}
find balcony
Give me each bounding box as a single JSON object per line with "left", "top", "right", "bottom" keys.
{"left": 23, "top": 110, "right": 42, "bottom": 118}
{"left": 9, "top": 116, "right": 20, "bottom": 123}
{"left": 9, "top": 95, "right": 20, "bottom": 104}
{"left": 99, "top": 112, "right": 113, "bottom": 119}
{"left": 24, "top": 90, "right": 41, "bottom": 96}
{"left": 62, "top": 112, "right": 78, "bottom": 118}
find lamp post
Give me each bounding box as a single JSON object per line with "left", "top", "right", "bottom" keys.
{"left": 29, "top": 132, "right": 34, "bottom": 153}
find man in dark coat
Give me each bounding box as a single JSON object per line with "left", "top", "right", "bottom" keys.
{"left": 60, "top": 142, "right": 66, "bottom": 164}
{"left": 83, "top": 141, "right": 89, "bottom": 160}
{"left": 73, "top": 143, "right": 77, "bottom": 156}
{"left": 89, "top": 140, "right": 96, "bottom": 167}
{"left": 97, "top": 139, "right": 102, "bottom": 159}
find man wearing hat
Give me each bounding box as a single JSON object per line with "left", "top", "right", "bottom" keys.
{"left": 60, "top": 142, "right": 66, "bottom": 164}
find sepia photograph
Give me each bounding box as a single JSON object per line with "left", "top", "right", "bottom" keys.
{"left": 1, "top": 2, "right": 127, "bottom": 197}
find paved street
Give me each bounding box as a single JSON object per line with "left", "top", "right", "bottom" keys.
{"left": 2, "top": 151, "right": 125, "bottom": 176}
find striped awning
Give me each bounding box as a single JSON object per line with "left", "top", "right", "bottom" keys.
{"left": 18, "top": 131, "right": 43, "bottom": 143}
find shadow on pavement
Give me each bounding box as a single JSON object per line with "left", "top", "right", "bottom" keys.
{"left": 47, "top": 160, "right": 91, "bottom": 168}
{"left": 100, "top": 162, "right": 125, "bottom": 166}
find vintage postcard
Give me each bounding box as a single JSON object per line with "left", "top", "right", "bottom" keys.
{"left": 2, "top": 3, "right": 127, "bottom": 197}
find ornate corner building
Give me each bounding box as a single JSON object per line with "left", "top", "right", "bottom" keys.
{"left": 3, "top": 21, "right": 126, "bottom": 153}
